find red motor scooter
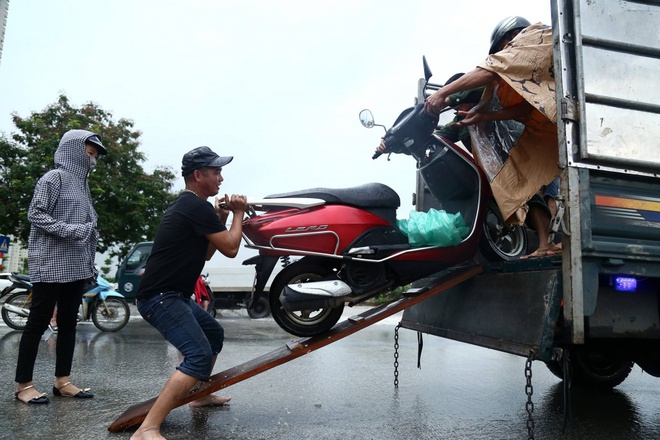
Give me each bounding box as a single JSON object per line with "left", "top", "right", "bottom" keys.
{"left": 242, "top": 60, "right": 527, "bottom": 337}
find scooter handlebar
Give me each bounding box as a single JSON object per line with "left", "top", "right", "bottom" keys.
{"left": 372, "top": 151, "right": 383, "bottom": 160}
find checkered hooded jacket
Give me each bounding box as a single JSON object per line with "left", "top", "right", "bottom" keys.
{"left": 27, "top": 129, "right": 100, "bottom": 283}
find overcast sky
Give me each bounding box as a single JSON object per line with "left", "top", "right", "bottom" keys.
{"left": 0, "top": 0, "right": 551, "bottom": 269}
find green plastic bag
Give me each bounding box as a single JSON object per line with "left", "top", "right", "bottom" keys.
{"left": 397, "top": 209, "right": 469, "bottom": 247}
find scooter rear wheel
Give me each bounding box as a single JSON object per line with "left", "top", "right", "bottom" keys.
{"left": 1, "top": 291, "right": 31, "bottom": 330}
{"left": 91, "top": 298, "right": 130, "bottom": 332}
{"left": 269, "top": 262, "right": 344, "bottom": 337}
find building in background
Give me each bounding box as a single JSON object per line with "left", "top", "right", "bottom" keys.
{"left": 5, "top": 236, "right": 27, "bottom": 273}
{"left": 1, "top": 236, "right": 27, "bottom": 273}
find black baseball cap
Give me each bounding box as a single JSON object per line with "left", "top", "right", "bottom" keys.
{"left": 85, "top": 134, "right": 107, "bottom": 155}
{"left": 181, "top": 146, "right": 233, "bottom": 176}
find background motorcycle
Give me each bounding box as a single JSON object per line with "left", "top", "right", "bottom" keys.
{"left": 193, "top": 273, "right": 217, "bottom": 317}
{"left": 240, "top": 60, "right": 526, "bottom": 337}
{"left": 1, "top": 274, "right": 131, "bottom": 332}
{"left": 0, "top": 273, "right": 27, "bottom": 304}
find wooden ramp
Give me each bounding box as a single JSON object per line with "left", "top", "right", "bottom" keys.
{"left": 108, "top": 264, "right": 483, "bottom": 432}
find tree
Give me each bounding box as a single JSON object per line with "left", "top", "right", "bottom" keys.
{"left": 0, "top": 94, "right": 177, "bottom": 261}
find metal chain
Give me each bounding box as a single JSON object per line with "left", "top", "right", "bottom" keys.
{"left": 525, "top": 352, "right": 535, "bottom": 440}
{"left": 393, "top": 323, "right": 400, "bottom": 388}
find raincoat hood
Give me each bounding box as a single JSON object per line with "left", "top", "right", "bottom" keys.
{"left": 54, "top": 129, "right": 100, "bottom": 177}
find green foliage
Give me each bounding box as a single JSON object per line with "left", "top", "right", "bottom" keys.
{"left": 0, "top": 95, "right": 177, "bottom": 260}
{"left": 372, "top": 285, "right": 410, "bottom": 305}
{"left": 19, "top": 257, "right": 28, "bottom": 274}
{"left": 100, "top": 257, "right": 113, "bottom": 279}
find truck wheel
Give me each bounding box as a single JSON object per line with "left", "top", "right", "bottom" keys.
{"left": 479, "top": 200, "right": 528, "bottom": 261}
{"left": 269, "top": 262, "right": 344, "bottom": 337}
{"left": 544, "top": 346, "right": 634, "bottom": 389}
{"left": 544, "top": 360, "right": 564, "bottom": 380}
{"left": 247, "top": 296, "right": 270, "bottom": 319}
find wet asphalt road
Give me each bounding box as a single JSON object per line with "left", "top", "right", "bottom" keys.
{"left": 1, "top": 305, "right": 659, "bottom": 440}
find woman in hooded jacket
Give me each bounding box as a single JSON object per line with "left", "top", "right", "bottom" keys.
{"left": 13, "top": 129, "right": 107, "bottom": 404}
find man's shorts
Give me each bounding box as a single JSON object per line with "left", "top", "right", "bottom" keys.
{"left": 137, "top": 292, "right": 224, "bottom": 381}
{"left": 543, "top": 176, "right": 560, "bottom": 198}
{"left": 526, "top": 193, "right": 552, "bottom": 221}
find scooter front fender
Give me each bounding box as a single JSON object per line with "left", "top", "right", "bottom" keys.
{"left": 97, "top": 289, "right": 126, "bottom": 301}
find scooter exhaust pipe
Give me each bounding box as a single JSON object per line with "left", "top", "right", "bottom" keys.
{"left": 2, "top": 303, "right": 30, "bottom": 317}
{"left": 280, "top": 280, "right": 352, "bottom": 311}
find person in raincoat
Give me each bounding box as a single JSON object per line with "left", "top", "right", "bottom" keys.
{"left": 424, "top": 17, "right": 561, "bottom": 257}
{"left": 14, "top": 129, "right": 106, "bottom": 404}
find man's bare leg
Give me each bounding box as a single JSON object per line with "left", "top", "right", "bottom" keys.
{"left": 130, "top": 370, "right": 198, "bottom": 440}
{"left": 545, "top": 196, "right": 562, "bottom": 251}
{"left": 188, "top": 394, "right": 231, "bottom": 408}
{"left": 522, "top": 205, "right": 554, "bottom": 258}
{"left": 187, "top": 355, "right": 231, "bottom": 408}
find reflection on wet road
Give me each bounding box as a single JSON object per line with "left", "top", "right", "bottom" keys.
{"left": 0, "top": 306, "right": 658, "bottom": 439}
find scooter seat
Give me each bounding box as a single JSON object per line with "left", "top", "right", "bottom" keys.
{"left": 265, "top": 182, "right": 400, "bottom": 209}
{"left": 11, "top": 273, "right": 31, "bottom": 282}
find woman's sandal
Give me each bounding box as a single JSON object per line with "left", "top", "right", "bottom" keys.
{"left": 15, "top": 385, "right": 49, "bottom": 405}
{"left": 52, "top": 382, "right": 94, "bottom": 399}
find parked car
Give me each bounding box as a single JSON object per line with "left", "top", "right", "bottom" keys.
{"left": 115, "top": 242, "right": 152, "bottom": 303}
{"left": 116, "top": 242, "right": 271, "bottom": 318}
{"left": 0, "top": 273, "right": 14, "bottom": 293}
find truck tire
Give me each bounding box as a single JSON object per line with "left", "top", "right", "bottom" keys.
{"left": 247, "top": 296, "right": 270, "bottom": 319}
{"left": 544, "top": 346, "right": 634, "bottom": 389}
{"left": 478, "top": 200, "right": 528, "bottom": 261}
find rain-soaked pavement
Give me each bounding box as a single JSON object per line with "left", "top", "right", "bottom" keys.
{"left": 1, "top": 304, "right": 659, "bottom": 440}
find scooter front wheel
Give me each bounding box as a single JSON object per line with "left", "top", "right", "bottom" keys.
{"left": 91, "top": 298, "right": 130, "bottom": 332}
{"left": 478, "top": 200, "right": 528, "bottom": 261}
{"left": 1, "top": 291, "right": 31, "bottom": 330}
{"left": 269, "top": 262, "right": 344, "bottom": 337}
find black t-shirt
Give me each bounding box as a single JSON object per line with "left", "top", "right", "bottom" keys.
{"left": 136, "top": 192, "right": 227, "bottom": 300}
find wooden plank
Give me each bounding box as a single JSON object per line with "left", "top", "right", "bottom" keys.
{"left": 108, "top": 264, "right": 483, "bottom": 432}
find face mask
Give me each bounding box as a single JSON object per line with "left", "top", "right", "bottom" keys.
{"left": 89, "top": 156, "right": 98, "bottom": 170}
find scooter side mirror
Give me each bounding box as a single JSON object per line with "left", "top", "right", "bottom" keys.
{"left": 359, "top": 109, "right": 387, "bottom": 134}
{"left": 359, "top": 109, "right": 375, "bottom": 128}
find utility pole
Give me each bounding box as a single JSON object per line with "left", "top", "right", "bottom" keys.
{"left": 0, "top": 0, "right": 8, "bottom": 270}
{"left": 0, "top": 0, "right": 8, "bottom": 67}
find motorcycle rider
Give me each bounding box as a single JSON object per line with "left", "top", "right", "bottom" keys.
{"left": 14, "top": 129, "right": 105, "bottom": 404}
{"left": 132, "top": 146, "right": 247, "bottom": 440}
{"left": 424, "top": 16, "right": 561, "bottom": 257}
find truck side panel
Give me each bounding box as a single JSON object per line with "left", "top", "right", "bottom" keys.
{"left": 555, "top": 0, "right": 660, "bottom": 343}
